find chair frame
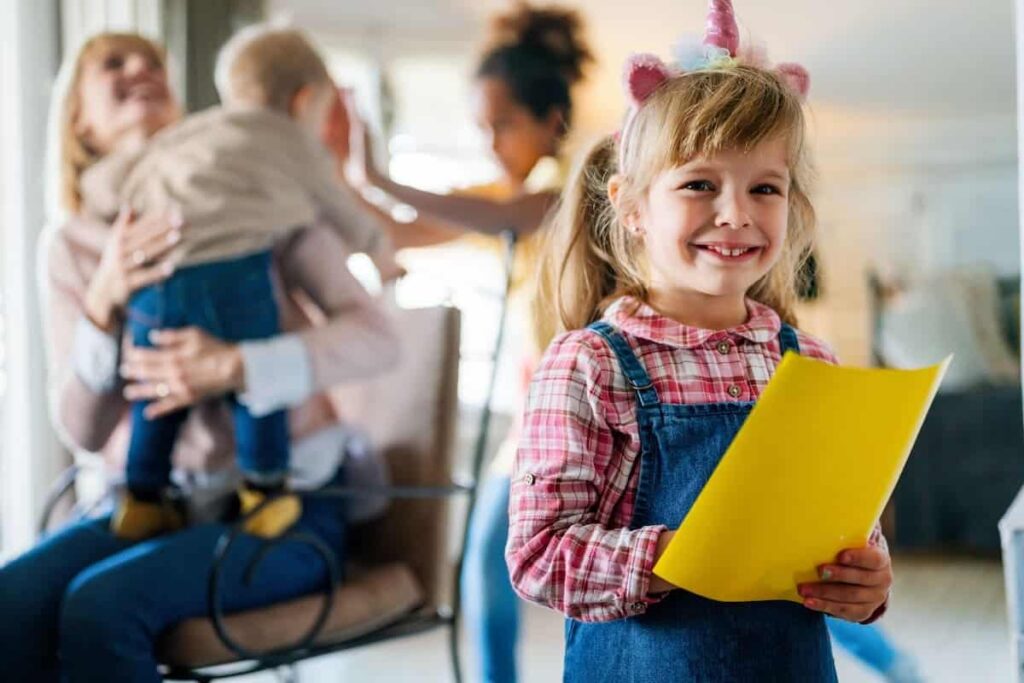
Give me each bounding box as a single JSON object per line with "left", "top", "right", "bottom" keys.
{"left": 39, "top": 232, "right": 519, "bottom": 683}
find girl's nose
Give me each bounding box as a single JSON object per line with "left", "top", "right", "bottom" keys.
{"left": 715, "top": 190, "right": 752, "bottom": 230}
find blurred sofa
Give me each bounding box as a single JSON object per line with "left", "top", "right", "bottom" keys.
{"left": 869, "top": 270, "right": 1024, "bottom": 554}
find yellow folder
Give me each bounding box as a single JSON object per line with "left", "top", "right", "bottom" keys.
{"left": 652, "top": 352, "right": 951, "bottom": 603}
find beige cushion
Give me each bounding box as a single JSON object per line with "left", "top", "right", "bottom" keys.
{"left": 158, "top": 562, "right": 423, "bottom": 668}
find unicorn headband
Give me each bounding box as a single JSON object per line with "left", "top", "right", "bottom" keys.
{"left": 618, "top": 0, "right": 810, "bottom": 167}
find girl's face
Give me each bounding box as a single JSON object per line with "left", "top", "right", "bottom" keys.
{"left": 631, "top": 136, "right": 791, "bottom": 306}
{"left": 74, "top": 42, "right": 178, "bottom": 154}
{"left": 472, "top": 76, "right": 562, "bottom": 183}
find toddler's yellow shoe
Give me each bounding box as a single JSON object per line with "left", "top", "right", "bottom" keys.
{"left": 110, "top": 492, "right": 184, "bottom": 541}
{"left": 238, "top": 488, "right": 302, "bottom": 539}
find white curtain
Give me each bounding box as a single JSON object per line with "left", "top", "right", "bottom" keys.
{"left": 0, "top": 0, "right": 62, "bottom": 558}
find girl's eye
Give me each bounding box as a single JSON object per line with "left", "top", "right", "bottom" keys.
{"left": 752, "top": 184, "right": 782, "bottom": 196}
{"left": 682, "top": 180, "right": 715, "bottom": 192}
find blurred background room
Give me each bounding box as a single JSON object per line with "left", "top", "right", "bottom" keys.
{"left": 1, "top": 0, "right": 1022, "bottom": 681}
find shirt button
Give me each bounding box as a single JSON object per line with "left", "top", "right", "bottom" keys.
{"left": 523, "top": 473, "right": 536, "bottom": 486}
{"left": 727, "top": 384, "right": 742, "bottom": 398}
{"left": 716, "top": 340, "right": 731, "bottom": 355}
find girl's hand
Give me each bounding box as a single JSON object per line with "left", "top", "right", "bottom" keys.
{"left": 84, "top": 207, "right": 181, "bottom": 332}
{"left": 647, "top": 529, "right": 679, "bottom": 594}
{"left": 798, "top": 545, "right": 892, "bottom": 623}
{"left": 121, "top": 327, "right": 244, "bottom": 419}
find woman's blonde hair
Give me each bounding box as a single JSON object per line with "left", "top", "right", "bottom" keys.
{"left": 539, "top": 64, "right": 815, "bottom": 334}
{"left": 55, "top": 33, "right": 167, "bottom": 215}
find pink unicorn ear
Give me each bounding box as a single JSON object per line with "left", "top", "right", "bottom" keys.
{"left": 775, "top": 63, "right": 810, "bottom": 99}
{"left": 623, "top": 53, "right": 673, "bottom": 108}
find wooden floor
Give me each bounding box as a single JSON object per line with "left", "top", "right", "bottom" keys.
{"left": 234, "top": 554, "right": 1010, "bottom": 682}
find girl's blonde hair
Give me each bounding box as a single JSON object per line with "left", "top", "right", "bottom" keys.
{"left": 55, "top": 33, "right": 168, "bottom": 215}
{"left": 540, "top": 64, "right": 815, "bottom": 334}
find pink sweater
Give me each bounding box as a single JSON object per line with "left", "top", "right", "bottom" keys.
{"left": 43, "top": 213, "right": 398, "bottom": 475}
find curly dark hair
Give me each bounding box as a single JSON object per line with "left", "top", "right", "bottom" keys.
{"left": 476, "top": 2, "right": 593, "bottom": 129}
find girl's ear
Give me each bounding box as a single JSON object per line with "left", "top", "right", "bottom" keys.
{"left": 608, "top": 174, "right": 645, "bottom": 237}
{"left": 775, "top": 63, "right": 810, "bottom": 100}
{"left": 623, "top": 53, "right": 674, "bottom": 108}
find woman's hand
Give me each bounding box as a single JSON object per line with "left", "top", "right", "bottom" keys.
{"left": 84, "top": 207, "right": 181, "bottom": 332}
{"left": 798, "top": 545, "right": 892, "bottom": 623}
{"left": 121, "top": 327, "right": 244, "bottom": 419}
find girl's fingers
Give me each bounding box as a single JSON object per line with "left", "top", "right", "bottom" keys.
{"left": 802, "top": 597, "right": 876, "bottom": 623}
{"left": 817, "top": 564, "right": 886, "bottom": 587}
{"left": 799, "top": 582, "right": 880, "bottom": 604}
{"left": 835, "top": 546, "right": 889, "bottom": 571}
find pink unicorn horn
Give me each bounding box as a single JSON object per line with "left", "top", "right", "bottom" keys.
{"left": 704, "top": 0, "right": 740, "bottom": 56}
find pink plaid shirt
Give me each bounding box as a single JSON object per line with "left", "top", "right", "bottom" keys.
{"left": 507, "top": 296, "right": 887, "bottom": 623}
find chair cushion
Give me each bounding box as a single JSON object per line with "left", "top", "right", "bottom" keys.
{"left": 157, "top": 562, "right": 424, "bottom": 668}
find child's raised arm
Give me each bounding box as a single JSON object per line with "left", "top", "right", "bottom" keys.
{"left": 506, "top": 332, "right": 673, "bottom": 623}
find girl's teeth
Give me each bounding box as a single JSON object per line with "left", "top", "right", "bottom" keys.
{"left": 707, "top": 246, "right": 752, "bottom": 257}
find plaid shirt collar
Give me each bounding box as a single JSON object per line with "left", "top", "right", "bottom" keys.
{"left": 604, "top": 296, "right": 783, "bottom": 350}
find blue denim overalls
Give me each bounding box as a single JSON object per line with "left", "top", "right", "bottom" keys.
{"left": 563, "top": 321, "right": 836, "bottom": 683}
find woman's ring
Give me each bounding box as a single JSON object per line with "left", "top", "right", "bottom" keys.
{"left": 131, "top": 249, "right": 147, "bottom": 266}
{"left": 155, "top": 382, "right": 170, "bottom": 398}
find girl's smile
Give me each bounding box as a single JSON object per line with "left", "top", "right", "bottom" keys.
{"left": 623, "top": 135, "right": 792, "bottom": 328}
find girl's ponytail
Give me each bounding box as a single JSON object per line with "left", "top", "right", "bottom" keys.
{"left": 536, "top": 136, "right": 646, "bottom": 338}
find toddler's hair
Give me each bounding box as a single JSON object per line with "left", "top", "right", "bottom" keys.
{"left": 539, "top": 65, "right": 815, "bottom": 333}
{"left": 215, "top": 23, "right": 331, "bottom": 112}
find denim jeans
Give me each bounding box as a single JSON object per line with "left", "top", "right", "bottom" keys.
{"left": 461, "top": 473, "right": 518, "bottom": 683}
{"left": 0, "top": 480, "right": 345, "bottom": 683}
{"left": 125, "top": 251, "right": 289, "bottom": 492}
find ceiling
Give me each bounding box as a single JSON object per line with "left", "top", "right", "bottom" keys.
{"left": 273, "top": 0, "right": 1016, "bottom": 118}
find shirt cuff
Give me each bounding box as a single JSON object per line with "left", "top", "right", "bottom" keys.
{"left": 71, "top": 315, "right": 121, "bottom": 393}
{"left": 237, "top": 333, "right": 314, "bottom": 417}
{"left": 623, "top": 525, "right": 670, "bottom": 616}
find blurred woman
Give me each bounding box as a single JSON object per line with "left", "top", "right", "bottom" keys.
{"left": 0, "top": 32, "right": 396, "bottom": 682}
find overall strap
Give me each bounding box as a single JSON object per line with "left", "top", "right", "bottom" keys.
{"left": 779, "top": 324, "right": 801, "bottom": 355}
{"left": 587, "top": 321, "right": 660, "bottom": 408}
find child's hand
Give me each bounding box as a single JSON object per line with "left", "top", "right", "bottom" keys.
{"left": 797, "top": 545, "right": 892, "bottom": 623}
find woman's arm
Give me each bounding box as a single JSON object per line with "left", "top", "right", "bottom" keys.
{"left": 275, "top": 226, "right": 400, "bottom": 390}
{"left": 42, "top": 212, "right": 180, "bottom": 452}
{"left": 354, "top": 193, "right": 487, "bottom": 250}
{"left": 337, "top": 93, "right": 557, "bottom": 238}
{"left": 368, "top": 173, "right": 557, "bottom": 238}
